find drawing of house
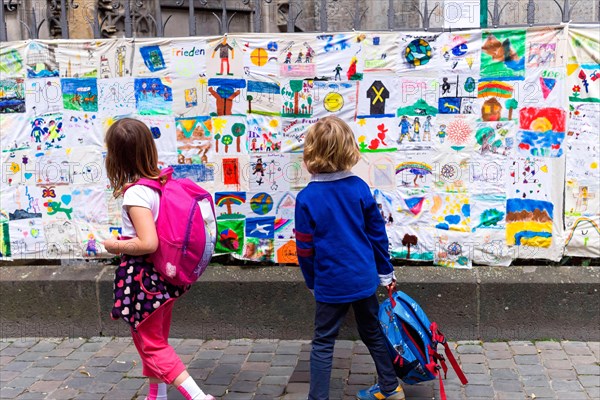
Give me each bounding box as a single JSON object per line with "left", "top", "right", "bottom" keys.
{"left": 482, "top": 98, "right": 502, "bottom": 121}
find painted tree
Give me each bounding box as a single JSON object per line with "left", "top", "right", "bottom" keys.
{"left": 307, "top": 96, "right": 312, "bottom": 113}
{"left": 231, "top": 122, "right": 246, "bottom": 153}
{"left": 222, "top": 134, "right": 233, "bottom": 153}
{"left": 289, "top": 80, "right": 303, "bottom": 115}
{"left": 214, "top": 132, "right": 221, "bottom": 152}
{"left": 506, "top": 98, "right": 518, "bottom": 121}
{"left": 247, "top": 94, "right": 253, "bottom": 113}
{"left": 401, "top": 233, "right": 418, "bottom": 259}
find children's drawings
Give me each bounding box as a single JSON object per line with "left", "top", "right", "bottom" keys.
{"left": 0, "top": 28, "right": 597, "bottom": 265}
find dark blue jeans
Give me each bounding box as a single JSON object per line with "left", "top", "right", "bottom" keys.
{"left": 309, "top": 294, "right": 398, "bottom": 400}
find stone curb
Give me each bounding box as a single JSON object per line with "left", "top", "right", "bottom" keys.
{"left": 1, "top": 265, "right": 599, "bottom": 341}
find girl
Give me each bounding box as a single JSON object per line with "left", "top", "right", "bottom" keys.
{"left": 295, "top": 116, "right": 404, "bottom": 400}
{"left": 102, "top": 118, "right": 214, "bottom": 400}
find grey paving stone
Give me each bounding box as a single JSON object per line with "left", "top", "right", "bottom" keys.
{"left": 114, "top": 377, "right": 145, "bottom": 390}
{"left": 544, "top": 359, "right": 574, "bottom": 369}
{"left": 573, "top": 363, "right": 600, "bottom": 375}
{"left": 585, "top": 386, "right": 600, "bottom": 398}
{"left": 496, "top": 392, "right": 526, "bottom": 400}
{"left": 0, "top": 387, "right": 25, "bottom": 399}
{"left": 461, "top": 363, "right": 488, "bottom": 374}
{"left": 514, "top": 355, "right": 541, "bottom": 365}
{"left": 570, "top": 355, "right": 597, "bottom": 365}
{"left": 247, "top": 352, "right": 274, "bottom": 362}
{"left": 32, "top": 356, "right": 64, "bottom": 368}
{"left": 555, "top": 391, "right": 589, "bottom": 399}
{"left": 483, "top": 342, "right": 509, "bottom": 351}
{"left": 516, "top": 363, "right": 547, "bottom": 376}
{"left": 488, "top": 359, "right": 516, "bottom": 369}
{"left": 459, "top": 354, "right": 486, "bottom": 364}
{"left": 463, "top": 373, "right": 491, "bottom": 385}
{"left": 4, "top": 377, "right": 38, "bottom": 389}
{"left": 521, "top": 375, "right": 551, "bottom": 387}
{"left": 2, "top": 362, "right": 32, "bottom": 372}
{"left": 196, "top": 350, "right": 224, "bottom": 360}
{"left": 271, "top": 354, "right": 298, "bottom": 367}
{"left": 490, "top": 368, "right": 520, "bottom": 380}
{"left": 456, "top": 344, "right": 483, "bottom": 354}
{"left": 485, "top": 350, "right": 513, "bottom": 360}
{"left": 524, "top": 386, "right": 556, "bottom": 398}
{"left": 579, "top": 374, "right": 600, "bottom": 387}
{"left": 535, "top": 341, "right": 562, "bottom": 350}
{"left": 261, "top": 375, "right": 290, "bottom": 385}
{"left": 255, "top": 384, "right": 286, "bottom": 396}
{"left": 563, "top": 342, "right": 593, "bottom": 356}
{"left": 236, "top": 370, "right": 264, "bottom": 382}
{"left": 493, "top": 379, "right": 523, "bottom": 392}
{"left": 551, "top": 379, "right": 585, "bottom": 392}
{"left": 465, "top": 384, "right": 494, "bottom": 397}
{"left": 540, "top": 349, "right": 569, "bottom": 360}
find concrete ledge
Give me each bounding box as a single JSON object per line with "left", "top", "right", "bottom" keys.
{"left": 1, "top": 265, "right": 599, "bottom": 341}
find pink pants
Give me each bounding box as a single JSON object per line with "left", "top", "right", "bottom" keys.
{"left": 130, "top": 299, "right": 186, "bottom": 384}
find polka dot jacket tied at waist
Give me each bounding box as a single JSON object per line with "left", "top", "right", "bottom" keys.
{"left": 111, "top": 254, "right": 188, "bottom": 330}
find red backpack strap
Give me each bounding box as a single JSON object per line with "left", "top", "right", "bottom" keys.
{"left": 442, "top": 341, "right": 468, "bottom": 385}
{"left": 430, "top": 322, "right": 468, "bottom": 385}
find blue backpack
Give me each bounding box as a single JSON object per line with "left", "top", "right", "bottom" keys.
{"left": 379, "top": 289, "right": 468, "bottom": 400}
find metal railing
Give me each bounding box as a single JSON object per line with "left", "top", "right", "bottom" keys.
{"left": 1, "top": 0, "right": 599, "bottom": 43}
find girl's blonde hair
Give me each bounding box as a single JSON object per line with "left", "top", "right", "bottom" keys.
{"left": 303, "top": 116, "right": 361, "bottom": 174}
{"left": 105, "top": 118, "right": 161, "bottom": 197}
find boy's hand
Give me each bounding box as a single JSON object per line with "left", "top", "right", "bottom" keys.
{"left": 386, "top": 279, "right": 396, "bottom": 292}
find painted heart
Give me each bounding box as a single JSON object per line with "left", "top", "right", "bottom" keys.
{"left": 127, "top": 266, "right": 133, "bottom": 274}
{"left": 61, "top": 195, "right": 72, "bottom": 205}
{"left": 117, "top": 280, "right": 124, "bottom": 288}
{"left": 123, "top": 297, "right": 130, "bottom": 305}
{"left": 124, "top": 287, "right": 130, "bottom": 295}
{"left": 137, "top": 292, "right": 145, "bottom": 301}
{"left": 23, "top": 231, "right": 28, "bottom": 237}
{"left": 24, "top": 173, "right": 33, "bottom": 180}
{"left": 30, "top": 229, "right": 39, "bottom": 238}
{"left": 135, "top": 303, "right": 141, "bottom": 311}
{"left": 151, "top": 274, "right": 158, "bottom": 281}
{"left": 125, "top": 276, "right": 132, "bottom": 284}
{"left": 122, "top": 307, "right": 129, "bottom": 316}
{"left": 115, "top": 300, "right": 122, "bottom": 307}
{"left": 153, "top": 301, "right": 161, "bottom": 309}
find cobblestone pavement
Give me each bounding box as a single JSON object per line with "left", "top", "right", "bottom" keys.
{"left": 0, "top": 337, "right": 598, "bottom": 399}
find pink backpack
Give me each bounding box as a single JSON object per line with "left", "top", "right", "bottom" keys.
{"left": 126, "top": 167, "right": 216, "bottom": 286}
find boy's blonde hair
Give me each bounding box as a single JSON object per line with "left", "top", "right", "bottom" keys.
{"left": 303, "top": 116, "right": 361, "bottom": 174}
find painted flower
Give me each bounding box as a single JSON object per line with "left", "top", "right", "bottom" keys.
{"left": 572, "top": 85, "right": 581, "bottom": 93}
{"left": 9, "top": 162, "right": 20, "bottom": 174}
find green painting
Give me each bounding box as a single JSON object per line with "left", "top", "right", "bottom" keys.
{"left": 480, "top": 29, "right": 526, "bottom": 79}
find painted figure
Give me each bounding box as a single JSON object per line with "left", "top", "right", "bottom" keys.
{"left": 86, "top": 233, "right": 98, "bottom": 256}
{"left": 437, "top": 124, "right": 447, "bottom": 143}
{"left": 334, "top": 64, "right": 343, "bottom": 81}
{"left": 212, "top": 37, "right": 235, "bottom": 76}
{"left": 398, "top": 116, "right": 412, "bottom": 144}
{"left": 423, "top": 115, "right": 432, "bottom": 141}
{"left": 412, "top": 117, "right": 421, "bottom": 142}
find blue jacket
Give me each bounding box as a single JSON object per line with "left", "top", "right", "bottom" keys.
{"left": 294, "top": 171, "right": 395, "bottom": 303}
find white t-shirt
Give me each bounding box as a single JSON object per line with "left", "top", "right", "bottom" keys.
{"left": 121, "top": 185, "right": 160, "bottom": 238}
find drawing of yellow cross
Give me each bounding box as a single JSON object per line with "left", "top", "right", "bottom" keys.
{"left": 371, "top": 85, "right": 384, "bottom": 105}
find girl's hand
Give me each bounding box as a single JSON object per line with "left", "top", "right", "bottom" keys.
{"left": 103, "top": 238, "right": 120, "bottom": 255}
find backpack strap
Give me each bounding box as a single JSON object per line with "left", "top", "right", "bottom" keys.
{"left": 430, "top": 322, "right": 469, "bottom": 385}
{"left": 123, "top": 167, "right": 174, "bottom": 194}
